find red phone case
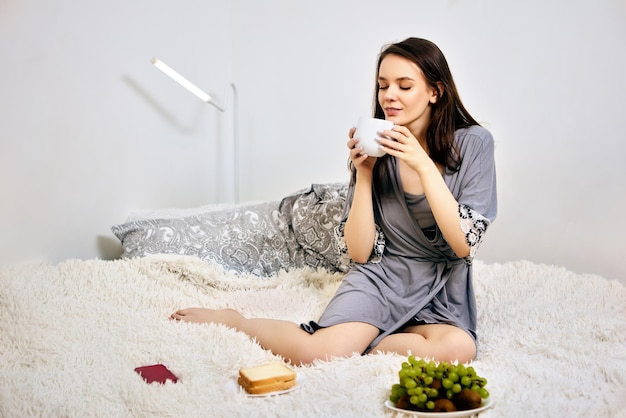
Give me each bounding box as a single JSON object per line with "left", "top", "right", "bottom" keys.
{"left": 134, "top": 364, "right": 178, "bottom": 384}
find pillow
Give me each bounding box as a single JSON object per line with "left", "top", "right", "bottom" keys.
{"left": 279, "top": 183, "right": 351, "bottom": 273}
{"left": 111, "top": 183, "right": 351, "bottom": 276}
{"left": 112, "top": 200, "right": 297, "bottom": 276}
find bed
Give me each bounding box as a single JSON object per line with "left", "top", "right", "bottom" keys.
{"left": 1, "top": 183, "right": 624, "bottom": 417}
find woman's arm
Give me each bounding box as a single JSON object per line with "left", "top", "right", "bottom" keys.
{"left": 343, "top": 133, "right": 379, "bottom": 263}
{"left": 344, "top": 171, "right": 377, "bottom": 263}
{"left": 417, "top": 162, "right": 470, "bottom": 258}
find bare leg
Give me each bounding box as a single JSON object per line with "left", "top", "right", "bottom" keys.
{"left": 171, "top": 307, "right": 241, "bottom": 325}
{"left": 170, "top": 308, "right": 380, "bottom": 365}
{"left": 371, "top": 323, "right": 476, "bottom": 363}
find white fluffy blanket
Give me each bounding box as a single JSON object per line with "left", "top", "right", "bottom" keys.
{"left": 1, "top": 256, "right": 625, "bottom": 417}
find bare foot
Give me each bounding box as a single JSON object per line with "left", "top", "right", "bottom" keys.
{"left": 170, "top": 307, "right": 242, "bottom": 327}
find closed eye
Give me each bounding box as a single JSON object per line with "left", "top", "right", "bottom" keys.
{"left": 378, "top": 85, "right": 412, "bottom": 91}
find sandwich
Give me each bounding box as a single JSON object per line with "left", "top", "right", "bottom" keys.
{"left": 238, "top": 362, "right": 297, "bottom": 395}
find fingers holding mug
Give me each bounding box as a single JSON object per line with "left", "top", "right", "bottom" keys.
{"left": 349, "top": 126, "right": 356, "bottom": 139}
{"left": 347, "top": 127, "right": 357, "bottom": 148}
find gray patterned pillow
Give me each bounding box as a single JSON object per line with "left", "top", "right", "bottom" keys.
{"left": 111, "top": 183, "right": 351, "bottom": 276}
{"left": 111, "top": 201, "right": 299, "bottom": 276}
{"left": 279, "top": 183, "right": 350, "bottom": 272}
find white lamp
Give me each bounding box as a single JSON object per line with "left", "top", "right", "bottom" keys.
{"left": 151, "top": 57, "right": 239, "bottom": 203}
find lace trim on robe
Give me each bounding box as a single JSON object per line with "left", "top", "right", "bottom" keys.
{"left": 459, "top": 204, "right": 490, "bottom": 265}
{"left": 334, "top": 222, "right": 385, "bottom": 266}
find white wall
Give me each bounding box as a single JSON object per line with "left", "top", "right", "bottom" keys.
{"left": 0, "top": 0, "right": 234, "bottom": 261}
{"left": 1, "top": 0, "right": 624, "bottom": 285}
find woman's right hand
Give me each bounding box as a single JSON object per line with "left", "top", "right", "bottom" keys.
{"left": 348, "top": 127, "right": 377, "bottom": 176}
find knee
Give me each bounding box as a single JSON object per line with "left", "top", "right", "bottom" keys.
{"left": 436, "top": 334, "right": 476, "bottom": 364}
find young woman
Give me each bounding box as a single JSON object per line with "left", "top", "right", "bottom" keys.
{"left": 171, "top": 37, "right": 497, "bottom": 365}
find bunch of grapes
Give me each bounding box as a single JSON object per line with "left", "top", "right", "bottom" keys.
{"left": 389, "top": 356, "right": 489, "bottom": 412}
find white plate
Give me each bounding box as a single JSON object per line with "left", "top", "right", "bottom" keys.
{"left": 384, "top": 396, "right": 493, "bottom": 417}
{"left": 224, "top": 374, "right": 304, "bottom": 398}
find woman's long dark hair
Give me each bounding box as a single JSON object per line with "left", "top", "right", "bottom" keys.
{"left": 350, "top": 38, "right": 479, "bottom": 193}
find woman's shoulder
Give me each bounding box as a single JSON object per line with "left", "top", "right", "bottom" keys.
{"left": 455, "top": 125, "right": 493, "bottom": 142}
{"left": 455, "top": 125, "right": 494, "bottom": 151}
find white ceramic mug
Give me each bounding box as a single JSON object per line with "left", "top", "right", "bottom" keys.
{"left": 354, "top": 117, "right": 394, "bottom": 157}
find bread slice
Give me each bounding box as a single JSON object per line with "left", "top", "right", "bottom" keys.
{"left": 237, "top": 376, "right": 296, "bottom": 395}
{"left": 238, "top": 362, "right": 296, "bottom": 395}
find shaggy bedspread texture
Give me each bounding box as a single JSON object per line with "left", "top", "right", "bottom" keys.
{"left": 1, "top": 256, "right": 625, "bottom": 418}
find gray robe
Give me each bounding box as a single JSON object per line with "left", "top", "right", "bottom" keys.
{"left": 301, "top": 125, "right": 497, "bottom": 353}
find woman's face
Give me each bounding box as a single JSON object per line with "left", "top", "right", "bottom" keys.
{"left": 377, "top": 54, "right": 438, "bottom": 136}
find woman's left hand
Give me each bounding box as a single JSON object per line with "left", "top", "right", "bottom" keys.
{"left": 378, "top": 126, "right": 430, "bottom": 172}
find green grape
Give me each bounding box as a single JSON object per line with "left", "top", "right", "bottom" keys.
{"left": 423, "top": 376, "right": 433, "bottom": 385}
{"left": 456, "top": 364, "right": 467, "bottom": 377}
{"left": 452, "top": 383, "right": 462, "bottom": 394}
{"left": 461, "top": 375, "right": 472, "bottom": 387}
{"left": 426, "top": 400, "right": 435, "bottom": 410}
{"left": 479, "top": 388, "right": 490, "bottom": 399}
{"left": 442, "top": 378, "right": 453, "bottom": 389}
{"left": 410, "top": 395, "right": 419, "bottom": 405}
{"left": 425, "top": 364, "right": 436, "bottom": 377}
{"left": 418, "top": 393, "right": 428, "bottom": 404}
{"left": 390, "top": 383, "right": 405, "bottom": 404}
{"left": 404, "top": 378, "right": 417, "bottom": 389}
{"left": 448, "top": 371, "right": 459, "bottom": 383}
